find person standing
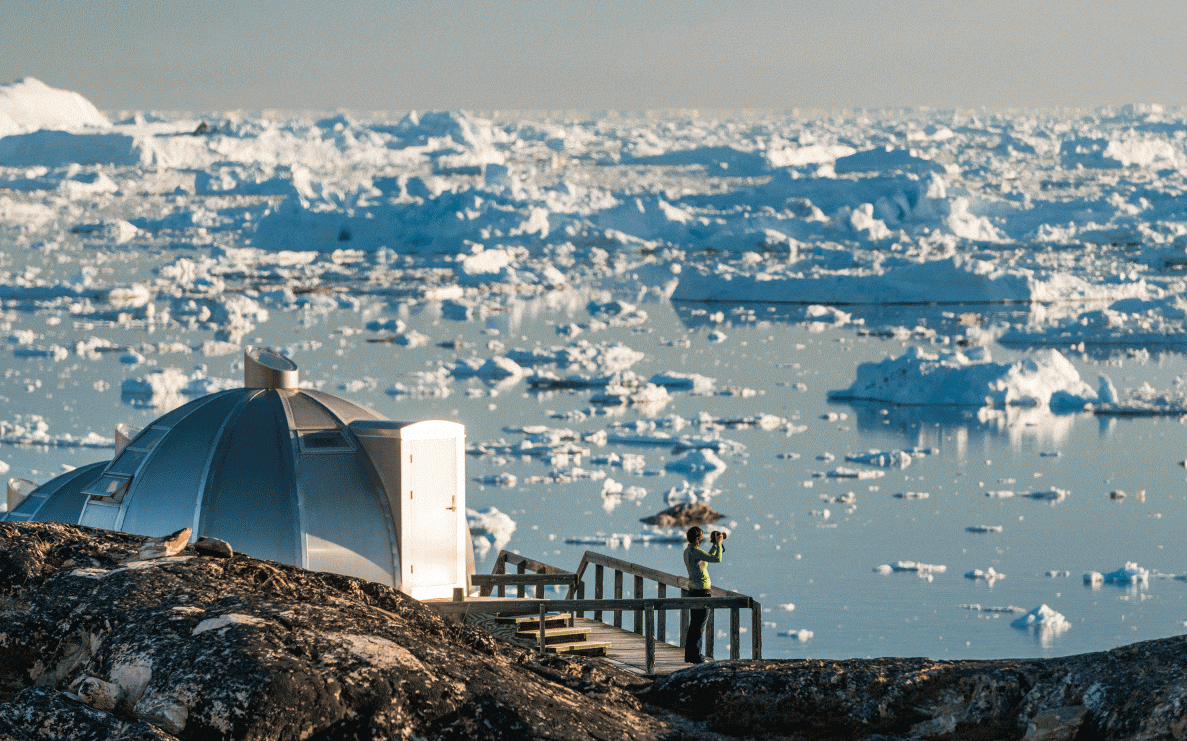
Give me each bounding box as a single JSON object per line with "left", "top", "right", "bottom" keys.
{"left": 683, "top": 525, "right": 725, "bottom": 664}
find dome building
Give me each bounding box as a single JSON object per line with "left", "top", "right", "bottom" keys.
{"left": 4, "top": 346, "right": 473, "bottom": 600}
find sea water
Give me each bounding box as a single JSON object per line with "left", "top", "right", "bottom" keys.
{"left": 4, "top": 284, "right": 1186, "bottom": 662}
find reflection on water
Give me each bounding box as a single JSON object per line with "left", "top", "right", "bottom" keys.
{"left": 834, "top": 399, "right": 1083, "bottom": 454}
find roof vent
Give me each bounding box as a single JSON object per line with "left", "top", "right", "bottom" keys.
{"left": 244, "top": 346, "right": 299, "bottom": 389}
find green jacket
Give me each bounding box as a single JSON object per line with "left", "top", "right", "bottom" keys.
{"left": 684, "top": 542, "right": 724, "bottom": 590}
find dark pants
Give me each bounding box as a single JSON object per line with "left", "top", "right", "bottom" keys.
{"left": 685, "top": 588, "right": 711, "bottom": 661}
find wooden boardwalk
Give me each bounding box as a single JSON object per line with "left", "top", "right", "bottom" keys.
{"left": 570, "top": 617, "right": 694, "bottom": 676}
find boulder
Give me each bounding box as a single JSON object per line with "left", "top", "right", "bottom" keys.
{"left": 639, "top": 502, "right": 725, "bottom": 527}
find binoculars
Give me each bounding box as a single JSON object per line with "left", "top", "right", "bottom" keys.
{"left": 711, "top": 530, "right": 728, "bottom": 541}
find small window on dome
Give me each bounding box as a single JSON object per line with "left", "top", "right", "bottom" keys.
{"left": 105, "top": 449, "right": 147, "bottom": 477}
{"left": 298, "top": 429, "right": 353, "bottom": 452}
{"left": 81, "top": 474, "right": 131, "bottom": 503}
{"left": 127, "top": 426, "right": 168, "bottom": 452}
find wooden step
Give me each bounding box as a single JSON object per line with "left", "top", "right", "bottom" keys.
{"left": 546, "top": 640, "right": 611, "bottom": 656}
{"left": 516, "top": 626, "right": 593, "bottom": 645}
{"left": 497, "top": 612, "right": 573, "bottom": 629}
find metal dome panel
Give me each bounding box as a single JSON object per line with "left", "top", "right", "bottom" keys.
{"left": 117, "top": 391, "right": 246, "bottom": 539}
{"left": 201, "top": 391, "right": 300, "bottom": 566}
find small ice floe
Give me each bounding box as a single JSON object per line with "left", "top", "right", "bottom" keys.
{"left": 876, "top": 561, "right": 947, "bottom": 576}
{"left": 1109, "top": 490, "right": 1145, "bottom": 502}
{"left": 694, "top": 412, "right": 787, "bottom": 431}
{"left": 816, "top": 452, "right": 835, "bottom": 462}
{"left": 664, "top": 448, "right": 727, "bottom": 475}
{"left": 821, "top": 412, "right": 848, "bottom": 422}
{"left": 1025, "top": 487, "right": 1069, "bottom": 503}
{"left": 649, "top": 371, "right": 716, "bottom": 395}
{"left": 564, "top": 532, "right": 685, "bottom": 548}
{"left": 468, "top": 506, "right": 517, "bottom": 559}
{"left": 663, "top": 481, "right": 721, "bottom": 505}
{"left": 600, "top": 478, "right": 647, "bottom": 512}
{"left": 778, "top": 629, "right": 813, "bottom": 641}
{"left": 706, "top": 330, "right": 727, "bottom": 343}
{"left": 814, "top": 467, "right": 884, "bottom": 480}
{"left": 1047, "top": 570, "right": 1072, "bottom": 578}
{"left": 961, "top": 604, "right": 1026, "bottom": 614}
{"left": 845, "top": 450, "right": 912, "bottom": 469}
{"left": 386, "top": 368, "right": 452, "bottom": 398}
{"left": 778, "top": 603, "right": 795, "bottom": 611}
{"left": 1010, "top": 604, "right": 1071, "bottom": 637}
{"left": 966, "top": 525, "right": 1004, "bottom": 533}
{"left": 821, "top": 492, "right": 855, "bottom": 504}
{"left": 449, "top": 356, "right": 525, "bottom": 380}
{"left": 394, "top": 331, "right": 430, "bottom": 348}
{"left": 1040, "top": 451, "right": 1061, "bottom": 458}
{"left": 985, "top": 490, "right": 1016, "bottom": 498}
{"left": 894, "top": 491, "right": 930, "bottom": 500}
{"left": 478, "top": 473, "right": 517, "bottom": 487}
{"left": 589, "top": 452, "right": 646, "bottom": 472}
{"left": 777, "top": 452, "right": 802, "bottom": 460}
{"left": 14, "top": 345, "right": 69, "bottom": 361}
{"left": 1085, "top": 562, "right": 1149, "bottom": 587}
{"left": 965, "top": 567, "right": 1006, "bottom": 583}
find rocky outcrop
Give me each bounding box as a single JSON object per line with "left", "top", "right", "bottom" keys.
{"left": 0, "top": 522, "right": 674, "bottom": 741}
{"left": 640, "top": 502, "right": 725, "bottom": 528}
{"left": 6, "top": 521, "right": 1187, "bottom": 741}
{"left": 641, "top": 647, "right": 1187, "bottom": 740}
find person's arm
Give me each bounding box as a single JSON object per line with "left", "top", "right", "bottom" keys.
{"left": 691, "top": 543, "right": 724, "bottom": 564}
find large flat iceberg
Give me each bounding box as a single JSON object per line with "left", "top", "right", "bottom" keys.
{"left": 828, "top": 346, "right": 1098, "bottom": 410}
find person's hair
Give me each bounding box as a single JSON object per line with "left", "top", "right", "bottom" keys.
{"left": 686, "top": 526, "right": 703, "bottom": 544}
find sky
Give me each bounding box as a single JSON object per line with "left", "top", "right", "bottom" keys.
{"left": 2, "top": 0, "right": 1185, "bottom": 114}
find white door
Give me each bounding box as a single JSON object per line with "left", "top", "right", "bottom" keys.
{"left": 402, "top": 435, "right": 461, "bottom": 596}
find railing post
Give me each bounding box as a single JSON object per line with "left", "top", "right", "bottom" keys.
{"left": 633, "top": 575, "right": 644, "bottom": 634}
{"left": 730, "top": 606, "right": 741, "bottom": 660}
{"left": 537, "top": 601, "right": 547, "bottom": 654}
{"left": 679, "top": 588, "right": 689, "bottom": 649}
{"left": 645, "top": 605, "right": 655, "bottom": 675}
{"left": 576, "top": 580, "right": 585, "bottom": 620}
{"left": 613, "top": 570, "right": 623, "bottom": 629}
{"left": 751, "top": 600, "right": 762, "bottom": 659}
{"left": 594, "top": 565, "right": 604, "bottom": 622}
{"left": 657, "top": 583, "right": 667, "bottom": 643}
{"left": 517, "top": 562, "right": 527, "bottom": 599}
{"left": 536, "top": 567, "right": 545, "bottom": 599}
{"left": 705, "top": 603, "right": 715, "bottom": 660}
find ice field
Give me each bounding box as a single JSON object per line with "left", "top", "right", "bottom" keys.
{"left": 4, "top": 78, "right": 1187, "bottom": 659}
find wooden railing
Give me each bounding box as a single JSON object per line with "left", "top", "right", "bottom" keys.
{"left": 460, "top": 550, "right": 762, "bottom": 671}
{"left": 568, "top": 550, "right": 761, "bottom": 663}
{"left": 479, "top": 551, "right": 581, "bottom": 598}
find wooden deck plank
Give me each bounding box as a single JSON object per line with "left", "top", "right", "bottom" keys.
{"left": 571, "top": 617, "right": 697, "bottom": 676}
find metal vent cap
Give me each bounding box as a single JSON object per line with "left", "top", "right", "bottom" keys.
{"left": 244, "top": 346, "right": 298, "bottom": 389}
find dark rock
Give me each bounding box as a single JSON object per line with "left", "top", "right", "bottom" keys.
{"left": 640, "top": 502, "right": 725, "bottom": 528}
{"left": 193, "top": 536, "right": 233, "bottom": 559}
{"left": 0, "top": 522, "right": 675, "bottom": 740}
{"left": 641, "top": 644, "right": 1187, "bottom": 740}
{"left": 0, "top": 685, "right": 176, "bottom": 740}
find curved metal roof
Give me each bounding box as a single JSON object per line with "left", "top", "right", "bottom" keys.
{"left": 5, "top": 347, "right": 471, "bottom": 597}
